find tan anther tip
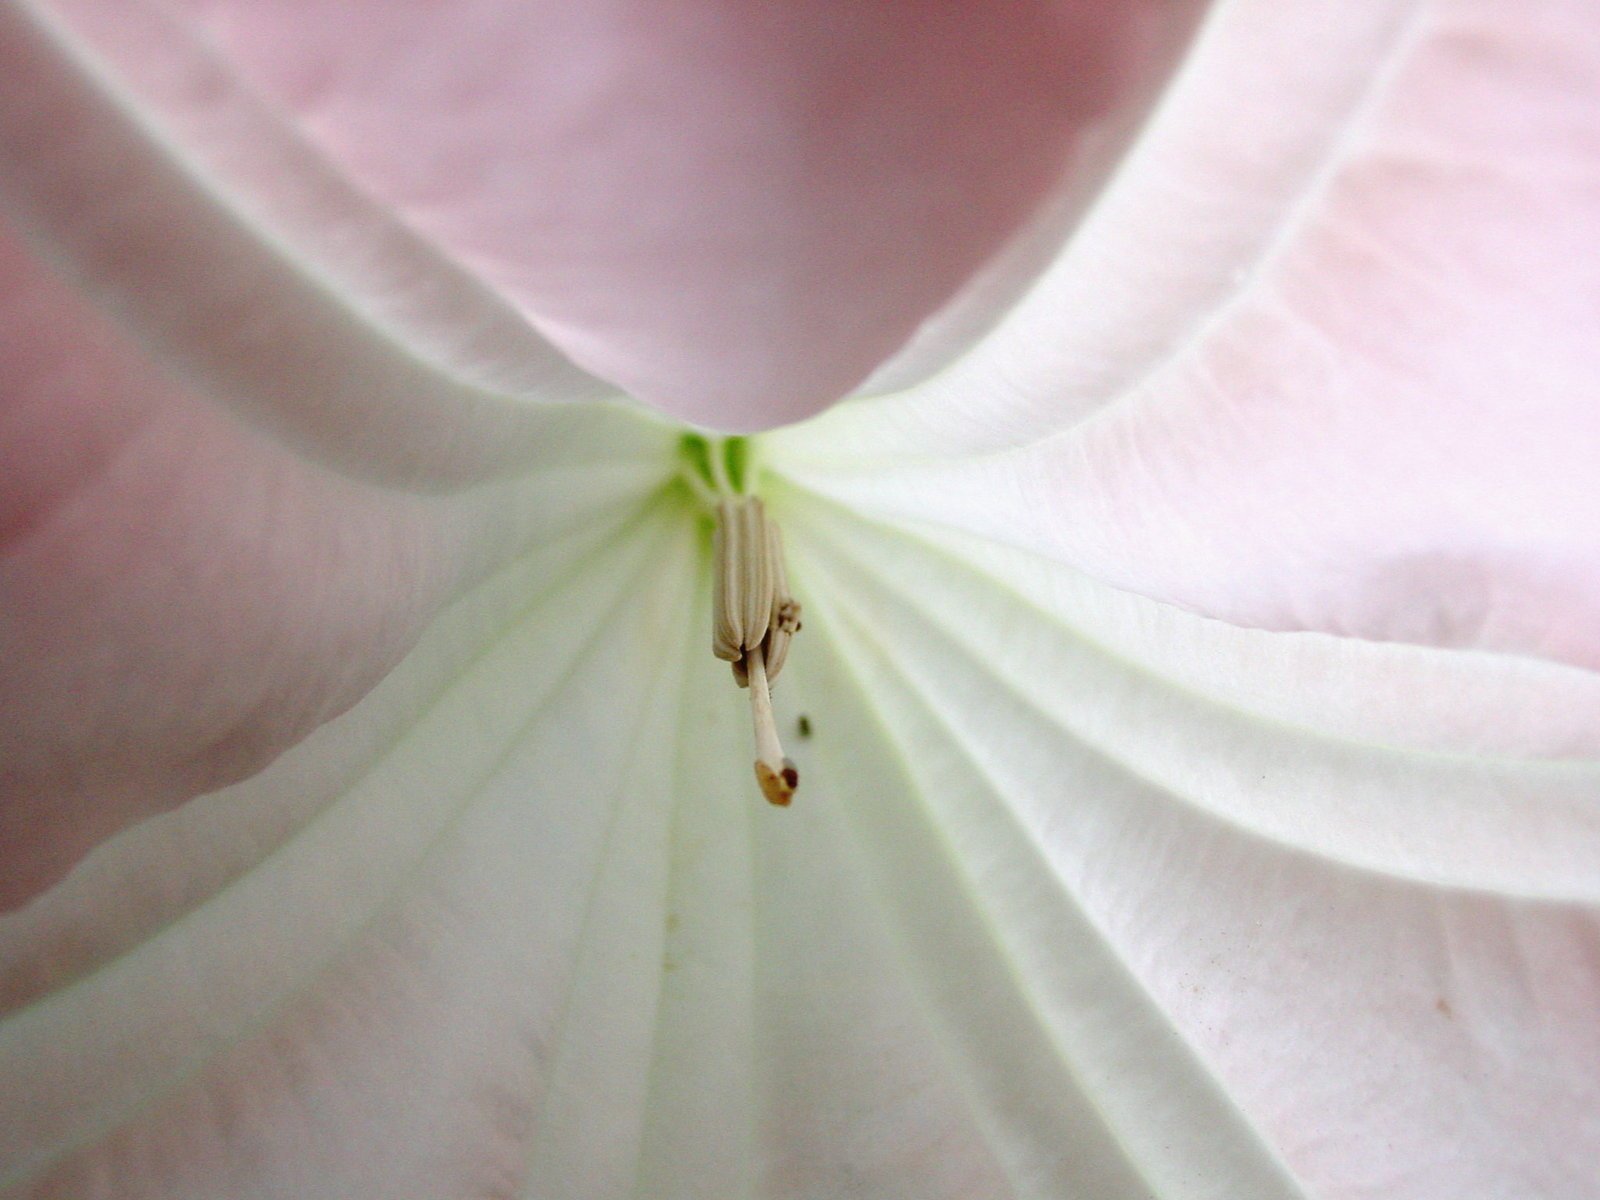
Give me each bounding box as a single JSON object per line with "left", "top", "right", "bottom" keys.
{"left": 755, "top": 757, "right": 799, "bottom": 807}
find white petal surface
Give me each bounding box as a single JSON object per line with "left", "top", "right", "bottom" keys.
{"left": 780, "top": 494, "right": 1600, "bottom": 898}
{"left": 2, "top": 481, "right": 1316, "bottom": 1200}
{"left": 775, "top": 492, "right": 1600, "bottom": 1199}
{"left": 15, "top": 476, "right": 1592, "bottom": 1198}
{"left": 2, "top": 497, "right": 697, "bottom": 1196}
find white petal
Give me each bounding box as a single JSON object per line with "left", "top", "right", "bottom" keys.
{"left": 11, "top": 467, "right": 1596, "bottom": 1196}
{"left": 777, "top": 492, "right": 1600, "bottom": 1199}
{"left": 779, "top": 494, "right": 1600, "bottom": 898}
{"left": 0, "top": 485, "right": 1306, "bottom": 1199}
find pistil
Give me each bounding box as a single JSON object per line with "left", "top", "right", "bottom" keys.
{"left": 745, "top": 643, "right": 798, "bottom": 807}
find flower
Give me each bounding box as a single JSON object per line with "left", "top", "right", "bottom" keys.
{"left": 3, "top": 1, "right": 1600, "bottom": 1197}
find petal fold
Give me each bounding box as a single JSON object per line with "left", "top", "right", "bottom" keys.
{"left": 778, "top": 493, "right": 1600, "bottom": 1199}
{"left": 771, "top": 0, "right": 1600, "bottom": 656}
{"left": 0, "top": 208, "right": 673, "bottom": 907}
{"left": 155, "top": 0, "right": 1209, "bottom": 428}
{"left": 2, "top": 0, "right": 632, "bottom": 488}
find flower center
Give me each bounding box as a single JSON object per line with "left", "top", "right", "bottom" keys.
{"left": 680, "top": 434, "right": 802, "bottom": 806}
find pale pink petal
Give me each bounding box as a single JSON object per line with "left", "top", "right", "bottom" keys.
{"left": 140, "top": 0, "right": 1208, "bottom": 429}
{"left": 771, "top": 0, "right": 1600, "bottom": 664}
{"left": 1118, "top": 822, "right": 1600, "bottom": 1200}
{"left": 0, "top": 213, "right": 673, "bottom": 909}
{"left": 2, "top": 0, "right": 627, "bottom": 488}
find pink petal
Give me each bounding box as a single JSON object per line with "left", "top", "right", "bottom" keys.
{"left": 2, "top": 0, "right": 624, "bottom": 489}
{"left": 7, "top": 1, "right": 1597, "bottom": 1194}
{"left": 1123, "top": 825, "right": 1600, "bottom": 1200}
{"left": 0, "top": 213, "right": 672, "bottom": 909}
{"left": 0, "top": 224, "right": 414, "bottom": 907}
{"left": 772, "top": 0, "right": 1600, "bottom": 663}
{"left": 138, "top": 0, "right": 1206, "bottom": 429}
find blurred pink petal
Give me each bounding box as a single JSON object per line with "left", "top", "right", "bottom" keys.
{"left": 128, "top": 0, "right": 1206, "bottom": 429}
{"left": 0, "top": 221, "right": 432, "bottom": 906}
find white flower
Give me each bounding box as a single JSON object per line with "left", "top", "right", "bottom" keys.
{"left": 2, "top": 1, "right": 1599, "bottom": 1197}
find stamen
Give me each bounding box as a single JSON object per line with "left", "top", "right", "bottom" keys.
{"left": 709, "top": 491, "right": 802, "bottom": 806}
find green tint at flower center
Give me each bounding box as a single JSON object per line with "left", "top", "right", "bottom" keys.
{"left": 678, "top": 431, "right": 752, "bottom": 498}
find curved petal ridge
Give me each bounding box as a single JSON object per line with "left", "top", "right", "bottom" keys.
{"left": 0, "top": 504, "right": 692, "bottom": 1189}
{"left": 767, "top": 383, "right": 1600, "bottom": 670}
{"left": 763, "top": 0, "right": 1600, "bottom": 653}
{"left": 782, "top": 574, "right": 1307, "bottom": 1200}
{"left": 847, "top": 0, "right": 1214, "bottom": 402}
{"left": 155, "top": 1, "right": 1212, "bottom": 430}
{"left": 801, "top": 550, "right": 1600, "bottom": 1198}
{"left": 782, "top": 495, "right": 1600, "bottom": 900}
{"left": 515, "top": 598, "right": 695, "bottom": 1200}
{"left": 780, "top": 487, "right": 1600, "bottom": 761}
{"left": 745, "top": 710, "right": 1024, "bottom": 1199}
{"left": 768, "top": 0, "right": 1430, "bottom": 460}
{"left": 0, "top": 492, "right": 671, "bottom": 1013}
{"left": 629, "top": 607, "right": 761, "bottom": 1200}
{"left": 1, "top": 0, "right": 633, "bottom": 488}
